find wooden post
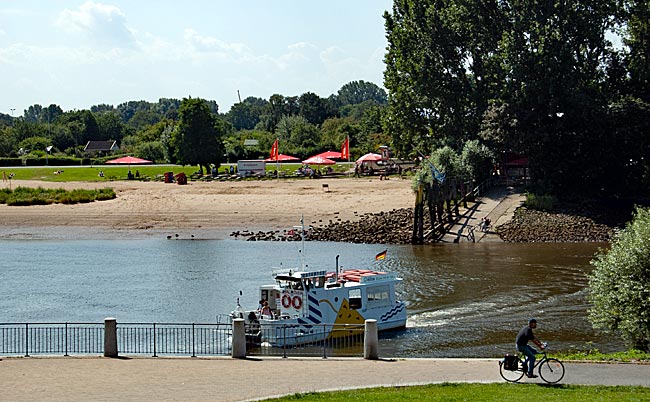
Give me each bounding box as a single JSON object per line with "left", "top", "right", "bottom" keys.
{"left": 412, "top": 183, "right": 424, "bottom": 245}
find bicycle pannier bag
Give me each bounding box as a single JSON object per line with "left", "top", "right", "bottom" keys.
{"left": 503, "top": 354, "right": 518, "bottom": 371}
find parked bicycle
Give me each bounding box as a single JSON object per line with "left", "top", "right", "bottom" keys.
{"left": 499, "top": 342, "right": 565, "bottom": 383}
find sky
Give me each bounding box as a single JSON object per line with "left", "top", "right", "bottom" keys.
{"left": 0, "top": 0, "right": 393, "bottom": 116}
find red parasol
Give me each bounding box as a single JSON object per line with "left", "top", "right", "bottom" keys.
{"left": 106, "top": 156, "right": 152, "bottom": 165}
{"left": 314, "top": 150, "right": 342, "bottom": 159}
{"left": 302, "top": 155, "right": 336, "bottom": 165}
{"left": 356, "top": 153, "right": 382, "bottom": 163}
{"left": 265, "top": 153, "right": 300, "bottom": 162}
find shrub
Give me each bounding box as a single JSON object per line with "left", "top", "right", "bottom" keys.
{"left": 525, "top": 193, "right": 556, "bottom": 210}
{"left": 588, "top": 206, "right": 650, "bottom": 351}
{"left": 0, "top": 186, "right": 116, "bottom": 206}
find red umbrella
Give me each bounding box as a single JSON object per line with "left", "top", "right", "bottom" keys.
{"left": 302, "top": 155, "right": 336, "bottom": 165}
{"left": 106, "top": 156, "right": 152, "bottom": 165}
{"left": 314, "top": 150, "right": 342, "bottom": 159}
{"left": 265, "top": 153, "right": 300, "bottom": 162}
{"left": 356, "top": 153, "right": 382, "bottom": 163}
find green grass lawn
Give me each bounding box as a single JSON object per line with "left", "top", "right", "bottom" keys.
{"left": 263, "top": 383, "right": 650, "bottom": 401}
{"left": 2, "top": 163, "right": 355, "bottom": 183}
{"left": 4, "top": 165, "right": 190, "bottom": 182}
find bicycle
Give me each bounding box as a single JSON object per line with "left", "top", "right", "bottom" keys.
{"left": 499, "top": 342, "right": 565, "bottom": 383}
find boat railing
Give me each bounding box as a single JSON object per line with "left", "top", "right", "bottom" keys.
{"left": 246, "top": 322, "right": 366, "bottom": 358}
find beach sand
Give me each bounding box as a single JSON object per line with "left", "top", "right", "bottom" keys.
{"left": 0, "top": 177, "right": 415, "bottom": 239}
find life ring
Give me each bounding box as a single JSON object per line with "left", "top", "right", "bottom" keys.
{"left": 292, "top": 295, "right": 303, "bottom": 309}
{"left": 281, "top": 294, "right": 292, "bottom": 309}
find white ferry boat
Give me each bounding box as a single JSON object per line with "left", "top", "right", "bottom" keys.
{"left": 230, "top": 257, "right": 407, "bottom": 347}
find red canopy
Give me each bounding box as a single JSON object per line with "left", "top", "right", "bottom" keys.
{"left": 106, "top": 156, "right": 152, "bottom": 165}
{"left": 314, "top": 150, "right": 342, "bottom": 159}
{"left": 265, "top": 153, "right": 300, "bottom": 162}
{"left": 356, "top": 153, "right": 382, "bottom": 163}
{"left": 302, "top": 155, "right": 336, "bottom": 165}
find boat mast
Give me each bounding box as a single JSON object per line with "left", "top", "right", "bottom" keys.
{"left": 293, "top": 215, "right": 306, "bottom": 270}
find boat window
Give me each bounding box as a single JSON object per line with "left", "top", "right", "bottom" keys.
{"left": 367, "top": 285, "right": 391, "bottom": 308}
{"left": 348, "top": 288, "right": 362, "bottom": 310}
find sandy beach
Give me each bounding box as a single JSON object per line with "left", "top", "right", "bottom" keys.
{"left": 0, "top": 177, "right": 415, "bottom": 239}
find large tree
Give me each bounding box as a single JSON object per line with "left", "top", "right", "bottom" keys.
{"left": 173, "top": 98, "right": 226, "bottom": 174}
{"left": 588, "top": 206, "right": 650, "bottom": 351}
{"left": 384, "top": 0, "right": 641, "bottom": 196}
{"left": 337, "top": 80, "right": 388, "bottom": 106}
{"left": 384, "top": 1, "right": 505, "bottom": 157}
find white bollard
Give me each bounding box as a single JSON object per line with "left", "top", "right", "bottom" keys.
{"left": 364, "top": 319, "right": 379, "bottom": 360}
{"left": 231, "top": 319, "right": 246, "bottom": 358}
{"left": 104, "top": 317, "right": 118, "bottom": 357}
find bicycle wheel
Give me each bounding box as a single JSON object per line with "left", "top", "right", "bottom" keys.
{"left": 499, "top": 358, "right": 525, "bottom": 382}
{"left": 538, "top": 358, "right": 565, "bottom": 384}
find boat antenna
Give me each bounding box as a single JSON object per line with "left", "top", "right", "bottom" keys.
{"left": 293, "top": 215, "right": 306, "bottom": 270}
{"left": 335, "top": 255, "right": 340, "bottom": 282}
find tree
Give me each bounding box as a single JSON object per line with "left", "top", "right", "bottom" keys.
{"left": 96, "top": 112, "right": 127, "bottom": 142}
{"left": 226, "top": 97, "right": 267, "bottom": 131}
{"left": 57, "top": 110, "right": 99, "bottom": 146}
{"left": 275, "top": 115, "right": 320, "bottom": 154}
{"left": 588, "top": 207, "right": 650, "bottom": 351}
{"left": 461, "top": 139, "right": 495, "bottom": 183}
{"left": 298, "top": 92, "right": 333, "bottom": 125}
{"left": 337, "top": 80, "right": 388, "bottom": 105}
{"left": 624, "top": 0, "right": 650, "bottom": 102}
{"left": 172, "top": 98, "right": 225, "bottom": 174}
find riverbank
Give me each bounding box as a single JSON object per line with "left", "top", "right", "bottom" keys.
{"left": 0, "top": 178, "right": 415, "bottom": 239}
{"left": 0, "top": 178, "right": 635, "bottom": 242}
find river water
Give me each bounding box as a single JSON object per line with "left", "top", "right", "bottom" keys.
{"left": 0, "top": 238, "right": 623, "bottom": 357}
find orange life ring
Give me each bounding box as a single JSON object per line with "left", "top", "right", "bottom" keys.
{"left": 281, "top": 294, "right": 292, "bottom": 309}
{"left": 292, "top": 295, "right": 302, "bottom": 309}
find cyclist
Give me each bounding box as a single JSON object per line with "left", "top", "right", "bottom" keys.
{"left": 516, "top": 318, "right": 545, "bottom": 378}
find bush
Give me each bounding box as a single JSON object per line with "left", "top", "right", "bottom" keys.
{"left": 588, "top": 206, "right": 650, "bottom": 351}
{"left": 0, "top": 186, "right": 116, "bottom": 206}
{"left": 525, "top": 193, "right": 556, "bottom": 210}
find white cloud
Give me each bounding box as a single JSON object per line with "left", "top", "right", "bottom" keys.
{"left": 183, "top": 29, "right": 248, "bottom": 54}
{"left": 54, "top": 1, "right": 135, "bottom": 49}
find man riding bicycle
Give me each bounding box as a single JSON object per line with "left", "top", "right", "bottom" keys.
{"left": 516, "top": 318, "right": 545, "bottom": 378}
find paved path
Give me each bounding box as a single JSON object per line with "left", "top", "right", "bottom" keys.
{"left": 1, "top": 357, "right": 648, "bottom": 402}
{"left": 441, "top": 185, "right": 525, "bottom": 243}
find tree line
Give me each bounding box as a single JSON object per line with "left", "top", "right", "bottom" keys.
{"left": 2, "top": 0, "right": 648, "bottom": 196}
{"left": 384, "top": 0, "right": 649, "bottom": 198}
{"left": 0, "top": 80, "right": 389, "bottom": 174}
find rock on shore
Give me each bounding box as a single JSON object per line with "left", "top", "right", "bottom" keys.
{"left": 497, "top": 207, "right": 616, "bottom": 242}
{"left": 231, "top": 203, "right": 626, "bottom": 244}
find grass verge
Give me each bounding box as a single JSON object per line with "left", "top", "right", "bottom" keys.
{"left": 0, "top": 186, "right": 116, "bottom": 206}
{"left": 263, "top": 383, "right": 650, "bottom": 401}
{"left": 556, "top": 348, "right": 650, "bottom": 363}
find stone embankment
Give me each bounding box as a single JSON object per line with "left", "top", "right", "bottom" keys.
{"left": 498, "top": 207, "right": 616, "bottom": 242}
{"left": 230, "top": 208, "right": 424, "bottom": 244}
{"left": 231, "top": 204, "right": 623, "bottom": 243}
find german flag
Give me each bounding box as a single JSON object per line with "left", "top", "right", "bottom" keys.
{"left": 375, "top": 249, "right": 387, "bottom": 260}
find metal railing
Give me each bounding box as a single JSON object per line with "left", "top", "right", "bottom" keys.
{"left": 247, "top": 323, "right": 365, "bottom": 358}
{"left": 0, "top": 323, "right": 103, "bottom": 356}
{"left": 1, "top": 321, "right": 367, "bottom": 358}
{"left": 118, "top": 323, "right": 231, "bottom": 357}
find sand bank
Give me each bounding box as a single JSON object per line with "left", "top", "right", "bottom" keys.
{"left": 0, "top": 178, "right": 415, "bottom": 239}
